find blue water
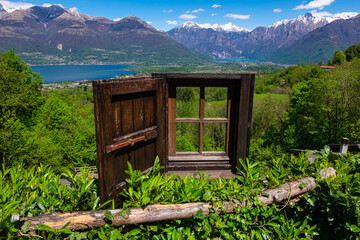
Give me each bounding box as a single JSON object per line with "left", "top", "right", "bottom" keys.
{"left": 31, "top": 64, "right": 136, "bottom": 83}
{"left": 214, "top": 59, "right": 256, "bottom": 63}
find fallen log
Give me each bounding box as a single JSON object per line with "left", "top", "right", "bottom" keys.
{"left": 21, "top": 176, "right": 317, "bottom": 232}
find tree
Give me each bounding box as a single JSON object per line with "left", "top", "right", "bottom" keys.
{"left": 0, "top": 50, "right": 44, "bottom": 167}
{"left": 344, "top": 42, "right": 360, "bottom": 61}
{"left": 283, "top": 59, "right": 360, "bottom": 150}
{"left": 331, "top": 51, "right": 346, "bottom": 65}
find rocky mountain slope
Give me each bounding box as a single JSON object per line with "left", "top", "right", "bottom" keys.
{"left": 168, "top": 13, "right": 359, "bottom": 63}
{"left": 0, "top": 4, "right": 208, "bottom": 65}
{"left": 270, "top": 15, "right": 360, "bottom": 64}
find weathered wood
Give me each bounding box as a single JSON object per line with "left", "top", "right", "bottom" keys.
{"left": 168, "top": 170, "right": 240, "bottom": 179}
{"left": 22, "top": 177, "right": 317, "bottom": 233}
{"left": 158, "top": 73, "right": 254, "bottom": 172}
{"left": 93, "top": 78, "right": 165, "bottom": 205}
{"left": 113, "top": 126, "right": 158, "bottom": 144}
{"left": 329, "top": 144, "right": 360, "bottom": 152}
{"left": 168, "top": 155, "right": 230, "bottom": 162}
{"left": 236, "top": 74, "right": 255, "bottom": 171}
{"left": 175, "top": 118, "right": 228, "bottom": 123}
{"left": 168, "top": 161, "right": 232, "bottom": 171}
{"left": 153, "top": 73, "right": 245, "bottom": 80}
{"left": 106, "top": 126, "right": 158, "bottom": 153}
{"left": 106, "top": 136, "right": 146, "bottom": 153}
{"left": 167, "top": 82, "right": 176, "bottom": 156}
{"left": 156, "top": 78, "right": 167, "bottom": 169}
{"left": 93, "top": 74, "right": 254, "bottom": 204}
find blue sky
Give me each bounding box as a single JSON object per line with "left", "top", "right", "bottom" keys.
{"left": 6, "top": 0, "right": 360, "bottom": 30}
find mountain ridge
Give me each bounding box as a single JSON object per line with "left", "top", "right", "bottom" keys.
{"left": 0, "top": 4, "right": 209, "bottom": 65}
{"left": 168, "top": 12, "right": 360, "bottom": 63}
{"left": 270, "top": 14, "right": 360, "bottom": 64}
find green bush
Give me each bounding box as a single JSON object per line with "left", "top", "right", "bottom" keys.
{"left": 2, "top": 150, "right": 359, "bottom": 239}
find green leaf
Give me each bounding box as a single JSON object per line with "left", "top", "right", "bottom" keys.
{"left": 104, "top": 210, "right": 114, "bottom": 221}
{"left": 220, "top": 229, "right": 230, "bottom": 238}
{"left": 193, "top": 209, "right": 205, "bottom": 220}
{"left": 127, "top": 228, "right": 142, "bottom": 236}
{"left": 299, "top": 183, "right": 306, "bottom": 190}
{"left": 147, "top": 225, "right": 158, "bottom": 232}
{"left": 61, "top": 221, "right": 71, "bottom": 229}
{"left": 35, "top": 224, "right": 55, "bottom": 232}
{"left": 110, "top": 229, "right": 123, "bottom": 240}
{"left": 21, "top": 221, "right": 31, "bottom": 233}
{"left": 347, "top": 224, "right": 360, "bottom": 233}
{"left": 58, "top": 228, "right": 72, "bottom": 234}
{"left": 203, "top": 189, "right": 212, "bottom": 201}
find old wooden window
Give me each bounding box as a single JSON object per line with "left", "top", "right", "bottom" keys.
{"left": 93, "top": 73, "right": 254, "bottom": 204}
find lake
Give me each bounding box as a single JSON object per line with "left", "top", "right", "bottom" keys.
{"left": 30, "top": 64, "right": 136, "bottom": 83}
{"left": 214, "top": 59, "right": 256, "bottom": 63}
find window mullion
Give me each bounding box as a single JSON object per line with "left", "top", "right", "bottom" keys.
{"left": 199, "top": 87, "right": 205, "bottom": 154}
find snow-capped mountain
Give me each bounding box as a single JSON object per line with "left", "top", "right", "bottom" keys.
{"left": 168, "top": 12, "right": 360, "bottom": 61}
{"left": 180, "top": 21, "right": 249, "bottom": 33}
{"left": 270, "top": 14, "right": 360, "bottom": 64}
{"left": 0, "top": 3, "right": 5, "bottom": 12}
{"left": 0, "top": 5, "right": 207, "bottom": 65}
{"left": 269, "top": 12, "right": 358, "bottom": 29}
{"left": 269, "top": 13, "right": 328, "bottom": 29}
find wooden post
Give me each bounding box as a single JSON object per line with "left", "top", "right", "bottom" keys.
{"left": 22, "top": 177, "right": 317, "bottom": 233}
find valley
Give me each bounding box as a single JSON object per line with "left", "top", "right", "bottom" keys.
{"left": 0, "top": 2, "right": 359, "bottom": 65}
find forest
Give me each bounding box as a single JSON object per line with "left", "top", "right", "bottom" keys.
{"left": 1, "top": 42, "right": 360, "bottom": 239}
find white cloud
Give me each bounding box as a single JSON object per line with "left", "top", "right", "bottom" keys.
{"left": 224, "top": 13, "right": 251, "bottom": 20}
{"left": 273, "top": 8, "right": 282, "bottom": 13}
{"left": 113, "top": 18, "right": 122, "bottom": 21}
{"left": 212, "top": 4, "right": 221, "bottom": 8}
{"left": 0, "top": 0, "right": 34, "bottom": 12}
{"left": 211, "top": 13, "right": 217, "bottom": 16}
{"left": 146, "top": 21, "right": 152, "bottom": 24}
{"left": 166, "top": 20, "right": 177, "bottom": 25}
{"left": 179, "top": 14, "right": 197, "bottom": 20}
{"left": 163, "top": 9, "right": 173, "bottom": 13}
{"left": 310, "top": 10, "right": 359, "bottom": 19}
{"left": 309, "top": 10, "right": 332, "bottom": 17}
{"left": 192, "top": 8, "right": 205, "bottom": 13}
{"left": 294, "top": 0, "right": 335, "bottom": 10}
{"left": 186, "top": 10, "right": 190, "bottom": 13}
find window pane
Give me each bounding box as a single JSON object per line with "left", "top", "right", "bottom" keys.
{"left": 176, "top": 87, "right": 200, "bottom": 118}
{"left": 204, "top": 87, "right": 227, "bottom": 118}
{"left": 203, "top": 123, "right": 226, "bottom": 151}
{"left": 176, "top": 122, "right": 199, "bottom": 152}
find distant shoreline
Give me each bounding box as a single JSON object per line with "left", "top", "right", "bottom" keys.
{"left": 31, "top": 64, "right": 136, "bottom": 83}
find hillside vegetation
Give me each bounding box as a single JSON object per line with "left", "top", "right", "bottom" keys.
{"left": 1, "top": 43, "right": 360, "bottom": 238}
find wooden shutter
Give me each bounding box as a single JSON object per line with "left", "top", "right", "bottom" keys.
{"left": 93, "top": 77, "right": 165, "bottom": 205}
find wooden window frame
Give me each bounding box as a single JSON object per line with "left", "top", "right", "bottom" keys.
{"left": 169, "top": 85, "right": 230, "bottom": 158}
{"left": 153, "top": 73, "right": 255, "bottom": 172}
{"left": 93, "top": 73, "right": 254, "bottom": 205}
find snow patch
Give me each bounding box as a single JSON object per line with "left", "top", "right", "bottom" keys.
{"left": 182, "top": 21, "right": 200, "bottom": 29}
{"left": 180, "top": 21, "right": 249, "bottom": 32}
{"left": 69, "top": 7, "right": 78, "bottom": 13}
{"left": 0, "top": 0, "right": 34, "bottom": 12}
{"left": 269, "top": 12, "right": 359, "bottom": 28}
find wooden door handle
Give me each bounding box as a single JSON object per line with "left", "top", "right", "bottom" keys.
{"left": 106, "top": 136, "right": 145, "bottom": 153}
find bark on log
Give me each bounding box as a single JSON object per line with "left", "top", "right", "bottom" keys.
{"left": 21, "top": 177, "right": 317, "bottom": 233}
